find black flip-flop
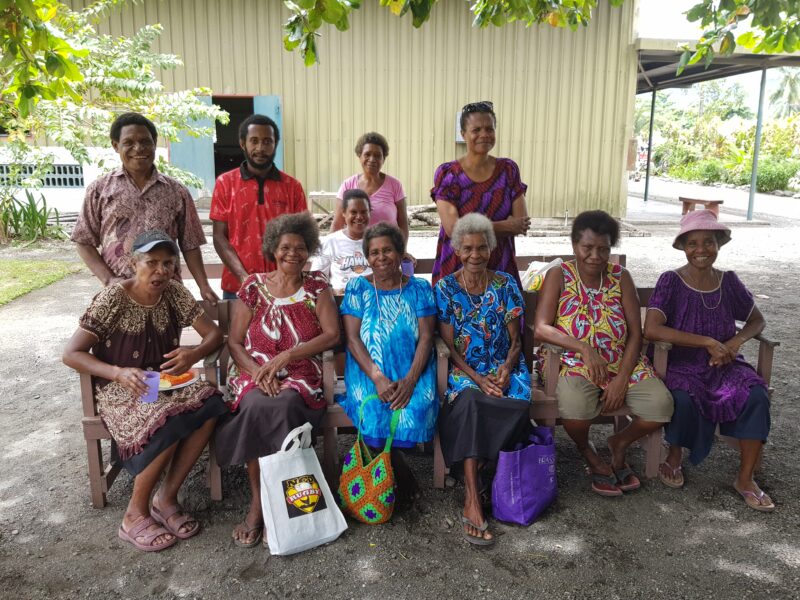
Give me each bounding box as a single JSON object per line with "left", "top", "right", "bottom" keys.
{"left": 461, "top": 516, "right": 495, "bottom": 546}
{"left": 613, "top": 465, "right": 641, "bottom": 492}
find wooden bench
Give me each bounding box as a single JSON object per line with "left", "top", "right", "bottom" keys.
{"left": 80, "top": 300, "right": 229, "bottom": 508}
{"left": 431, "top": 255, "right": 629, "bottom": 488}
{"left": 679, "top": 197, "right": 724, "bottom": 217}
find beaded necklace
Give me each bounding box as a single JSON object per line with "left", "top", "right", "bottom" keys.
{"left": 461, "top": 269, "right": 488, "bottom": 311}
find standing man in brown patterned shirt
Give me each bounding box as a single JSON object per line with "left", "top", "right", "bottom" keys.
{"left": 71, "top": 112, "right": 219, "bottom": 304}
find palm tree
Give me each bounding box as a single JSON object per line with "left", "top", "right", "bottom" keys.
{"left": 769, "top": 68, "right": 800, "bottom": 118}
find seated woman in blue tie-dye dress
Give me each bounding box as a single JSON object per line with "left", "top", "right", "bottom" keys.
{"left": 338, "top": 223, "right": 438, "bottom": 502}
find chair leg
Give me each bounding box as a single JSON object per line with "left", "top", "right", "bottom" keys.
{"left": 433, "top": 432, "right": 446, "bottom": 489}
{"left": 86, "top": 438, "right": 107, "bottom": 509}
{"left": 207, "top": 436, "right": 223, "bottom": 501}
{"left": 643, "top": 428, "right": 664, "bottom": 479}
{"left": 323, "top": 427, "right": 338, "bottom": 488}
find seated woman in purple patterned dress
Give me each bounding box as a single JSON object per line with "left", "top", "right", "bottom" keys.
{"left": 644, "top": 210, "right": 773, "bottom": 512}
{"left": 431, "top": 101, "right": 531, "bottom": 287}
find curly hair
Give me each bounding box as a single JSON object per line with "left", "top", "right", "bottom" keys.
{"left": 110, "top": 112, "right": 157, "bottom": 143}
{"left": 262, "top": 213, "right": 320, "bottom": 262}
{"left": 342, "top": 188, "right": 371, "bottom": 212}
{"left": 451, "top": 213, "right": 497, "bottom": 252}
{"left": 239, "top": 114, "right": 281, "bottom": 146}
{"left": 354, "top": 132, "right": 389, "bottom": 158}
{"left": 570, "top": 210, "right": 620, "bottom": 246}
{"left": 362, "top": 222, "right": 405, "bottom": 257}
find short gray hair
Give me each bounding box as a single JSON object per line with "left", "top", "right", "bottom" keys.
{"left": 451, "top": 213, "right": 497, "bottom": 252}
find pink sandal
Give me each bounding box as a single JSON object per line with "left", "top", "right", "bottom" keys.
{"left": 734, "top": 483, "right": 775, "bottom": 513}
{"left": 151, "top": 503, "right": 200, "bottom": 540}
{"left": 118, "top": 516, "right": 177, "bottom": 552}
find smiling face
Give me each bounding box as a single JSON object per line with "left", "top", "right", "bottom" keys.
{"left": 681, "top": 230, "right": 719, "bottom": 270}
{"left": 366, "top": 235, "right": 401, "bottom": 277}
{"left": 132, "top": 246, "right": 177, "bottom": 294}
{"left": 573, "top": 228, "right": 611, "bottom": 279}
{"left": 273, "top": 233, "right": 309, "bottom": 275}
{"left": 240, "top": 123, "right": 277, "bottom": 171}
{"left": 456, "top": 233, "right": 491, "bottom": 274}
{"left": 112, "top": 125, "right": 156, "bottom": 177}
{"left": 358, "top": 143, "right": 385, "bottom": 176}
{"left": 343, "top": 197, "right": 370, "bottom": 239}
{"left": 461, "top": 112, "right": 496, "bottom": 155}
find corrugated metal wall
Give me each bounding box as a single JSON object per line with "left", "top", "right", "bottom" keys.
{"left": 72, "top": 0, "right": 637, "bottom": 217}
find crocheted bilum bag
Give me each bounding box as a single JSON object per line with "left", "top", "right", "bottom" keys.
{"left": 338, "top": 395, "right": 400, "bottom": 525}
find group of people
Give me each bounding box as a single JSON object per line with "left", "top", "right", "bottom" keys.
{"left": 62, "top": 103, "right": 773, "bottom": 554}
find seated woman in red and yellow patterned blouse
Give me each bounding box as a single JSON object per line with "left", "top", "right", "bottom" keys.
{"left": 533, "top": 211, "right": 673, "bottom": 497}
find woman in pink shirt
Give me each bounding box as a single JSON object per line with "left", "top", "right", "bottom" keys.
{"left": 331, "top": 132, "right": 410, "bottom": 242}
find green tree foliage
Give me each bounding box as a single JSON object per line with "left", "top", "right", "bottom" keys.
{"left": 769, "top": 67, "right": 800, "bottom": 118}
{"left": 283, "top": 0, "right": 625, "bottom": 65}
{"left": 693, "top": 80, "right": 753, "bottom": 120}
{"left": 0, "top": 0, "right": 228, "bottom": 191}
{"left": 679, "top": 1, "right": 800, "bottom": 74}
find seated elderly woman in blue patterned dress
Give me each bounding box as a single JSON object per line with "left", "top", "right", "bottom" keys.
{"left": 338, "top": 222, "right": 438, "bottom": 501}
{"left": 434, "top": 213, "right": 531, "bottom": 547}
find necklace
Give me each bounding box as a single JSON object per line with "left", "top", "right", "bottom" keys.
{"left": 685, "top": 268, "right": 723, "bottom": 310}
{"left": 461, "top": 269, "right": 488, "bottom": 311}
{"left": 372, "top": 274, "right": 404, "bottom": 322}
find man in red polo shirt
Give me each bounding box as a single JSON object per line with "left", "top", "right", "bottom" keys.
{"left": 210, "top": 114, "right": 308, "bottom": 299}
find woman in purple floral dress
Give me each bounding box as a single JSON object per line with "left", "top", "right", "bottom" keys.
{"left": 431, "top": 101, "right": 530, "bottom": 287}
{"left": 644, "top": 210, "right": 773, "bottom": 512}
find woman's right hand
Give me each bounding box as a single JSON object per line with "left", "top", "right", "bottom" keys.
{"left": 113, "top": 367, "right": 149, "bottom": 396}
{"left": 706, "top": 337, "right": 736, "bottom": 367}
{"left": 474, "top": 373, "right": 504, "bottom": 398}
{"left": 253, "top": 363, "right": 282, "bottom": 396}
{"left": 504, "top": 215, "right": 531, "bottom": 235}
{"left": 580, "top": 346, "right": 609, "bottom": 386}
{"left": 374, "top": 373, "right": 398, "bottom": 403}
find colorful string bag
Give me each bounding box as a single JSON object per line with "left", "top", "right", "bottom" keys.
{"left": 338, "top": 395, "right": 400, "bottom": 525}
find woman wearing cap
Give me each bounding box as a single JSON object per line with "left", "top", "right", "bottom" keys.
{"left": 214, "top": 212, "right": 340, "bottom": 546}
{"left": 431, "top": 101, "right": 531, "bottom": 287}
{"left": 534, "top": 211, "right": 673, "bottom": 497}
{"left": 331, "top": 132, "right": 409, "bottom": 240}
{"left": 63, "top": 230, "right": 228, "bottom": 552}
{"left": 312, "top": 188, "right": 373, "bottom": 295}
{"left": 644, "top": 210, "right": 773, "bottom": 511}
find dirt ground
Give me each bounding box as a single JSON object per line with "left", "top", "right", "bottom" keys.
{"left": 1, "top": 217, "right": 798, "bottom": 600}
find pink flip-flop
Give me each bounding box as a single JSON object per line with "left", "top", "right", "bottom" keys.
{"left": 118, "top": 516, "right": 177, "bottom": 552}
{"left": 151, "top": 504, "right": 200, "bottom": 540}
{"left": 733, "top": 483, "right": 775, "bottom": 513}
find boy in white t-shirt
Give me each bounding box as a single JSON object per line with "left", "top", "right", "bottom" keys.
{"left": 312, "top": 189, "right": 372, "bottom": 293}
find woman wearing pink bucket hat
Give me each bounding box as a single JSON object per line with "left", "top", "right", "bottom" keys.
{"left": 644, "top": 210, "right": 774, "bottom": 512}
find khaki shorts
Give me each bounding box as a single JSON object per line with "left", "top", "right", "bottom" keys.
{"left": 556, "top": 376, "right": 674, "bottom": 423}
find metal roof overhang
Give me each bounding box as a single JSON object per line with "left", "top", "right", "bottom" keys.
{"left": 636, "top": 38, "right": 800, "bottom": 94}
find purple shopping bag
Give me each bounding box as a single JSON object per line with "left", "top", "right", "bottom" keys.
{"left": 491, "top": 426, "right": 557, "bottom": 526}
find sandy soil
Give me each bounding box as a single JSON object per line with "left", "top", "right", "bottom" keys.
{"left": 0, "top": 220, "right": 798, "bottom": 599}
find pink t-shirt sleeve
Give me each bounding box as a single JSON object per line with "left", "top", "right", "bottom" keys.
{"left": 386, "top": 175, "right": 405, "bottom": 203}
{"left": 336, "top": 174, "right": 359, "bottom": 200}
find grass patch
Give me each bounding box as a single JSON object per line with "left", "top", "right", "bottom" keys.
{"left": 0, "top": 260, "right": 83, "bottom": 306}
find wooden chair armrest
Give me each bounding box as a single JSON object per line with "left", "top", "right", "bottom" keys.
{"left": 540, "top": 343, "right": 563, "bottom": 398}
{"left": 322, "top": 350, "right": 334, "bottom": 362}
{"left": 753, "top": 333, "right": 779, "bottom": 348}
{"left": 203, "top": 347, "right": 222, "bottom": 368}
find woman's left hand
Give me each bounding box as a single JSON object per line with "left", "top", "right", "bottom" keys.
{"left": 488, "top": 365, "right": 510, "bottom": 391}
{"left": 387, "top": 377, "right": 415, "bottom": 410}
{"left": 160, "top": 347, "right": 198, "bottom": 375}
{"left": 600, "top": 376, "right": 627, "bottom": 413}
{"left": 257, "top": 351, "right": 292, "bottom": 384}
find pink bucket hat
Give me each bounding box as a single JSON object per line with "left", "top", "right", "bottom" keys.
{"left": 673, "top": 209, "right": 731, "bottom": 249}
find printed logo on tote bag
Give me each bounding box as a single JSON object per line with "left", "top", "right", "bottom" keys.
{"left": 283, "top": 474, "right": 327, "bottom": 518}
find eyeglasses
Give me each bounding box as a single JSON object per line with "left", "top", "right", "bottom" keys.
{"left": 461, "top": 101, "right": 494, "bottom": 114}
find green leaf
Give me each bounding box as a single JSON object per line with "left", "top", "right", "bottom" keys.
{"left": 677, "top": 49, "right": 692, "bottom": 75}
{"left": 736, "top": 31, "right": 756, "bottom": 48}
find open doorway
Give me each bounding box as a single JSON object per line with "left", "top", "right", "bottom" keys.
{"left": 212, "top": 96, "right": 253, "bottom": 178}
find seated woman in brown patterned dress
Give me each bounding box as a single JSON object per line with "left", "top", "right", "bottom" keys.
{"left": 63, "top": 230, "right": 228, "bottom": 552}
{"left": 214, "top": 213, "right": 340, "bottom": 548}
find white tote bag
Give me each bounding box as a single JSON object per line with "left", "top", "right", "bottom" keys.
{"left": 259, "top": 422, "right": 348, "bottom": 555}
